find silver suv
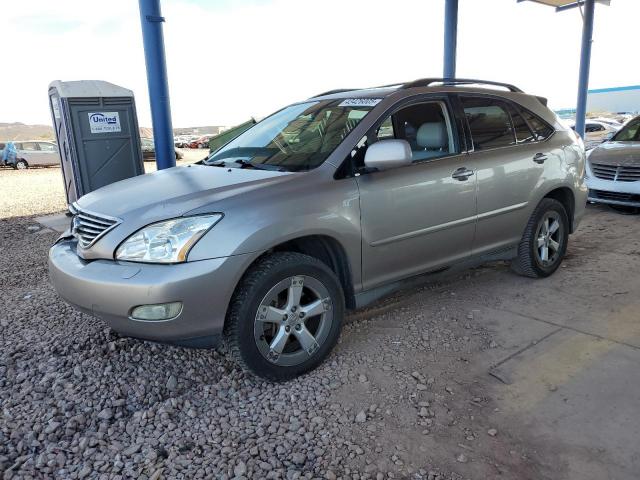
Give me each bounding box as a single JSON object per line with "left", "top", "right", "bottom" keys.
{"left": 49, "top": 78, "right": 587, "bottom": 380}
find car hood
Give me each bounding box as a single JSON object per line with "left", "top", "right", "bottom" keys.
{"left": 76, "top": 164, "right": 294, "bottom": 222}
{"left": 589, "top": 141, "right": 640, "bottom": 166}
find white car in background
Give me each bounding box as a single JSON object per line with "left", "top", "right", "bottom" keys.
{"left": 10, "top": 140, "right": 60, "bottom": 169}
{"left": 591, "top": 117, "right": 623, "bottom": 130}
{"left": 567, "top": 119, "right": 619, "bottom": 150}
{"left": 587, "top": 115, "right": 640, "bottom": 213}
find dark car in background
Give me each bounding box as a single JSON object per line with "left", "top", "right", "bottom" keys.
{"left": 141, "top": 137, "right": 184, "bottom": 161}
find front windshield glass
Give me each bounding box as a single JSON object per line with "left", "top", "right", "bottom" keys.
{"left": 612, "top": 119, "right": 640, "bottom": 142}
{"left": 204, "top": 99, "right": 378, "bottom": 172}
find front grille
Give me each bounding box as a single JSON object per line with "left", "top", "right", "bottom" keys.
{"left": 591, "top": 163, "right": 640, "bottom": 182}
{"left": 589, "top": 189, "right": 640, "bottom": 204}
{"left": 70, "top": 204, "right": 121, "bottom": 248}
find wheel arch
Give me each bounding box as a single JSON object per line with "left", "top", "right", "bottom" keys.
{"left": 227, "top": 234, "right": 356, "bottom": 317}
{"left": 269, "top": 235, "right": 356, "bottom": 309}
{"left": 543, "top": 186, "right": 575, "bottom": 232}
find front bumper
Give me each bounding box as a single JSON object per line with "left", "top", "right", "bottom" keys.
{"left": 48, "top": 239, "right": 252, "bottom": 347}
{"left": 586, "top": 176, "right": 640, "bottom": 207}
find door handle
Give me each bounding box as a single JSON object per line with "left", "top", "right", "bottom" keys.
{"left": 452, "top": 167, "right": 474, "bottom": 181}
{"left": 533, "top": 153, "right": 548, "bottom": 164}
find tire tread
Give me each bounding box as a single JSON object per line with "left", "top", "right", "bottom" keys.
{"left": 512, "top": 198, "right": 568, "bottom": 278}
{"left": 224, "top": 251, "right": 343, "bottom": 381}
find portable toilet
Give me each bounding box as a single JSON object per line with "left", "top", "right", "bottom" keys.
{"left": 48, "top": 80, "right": 144, "bottom": 206}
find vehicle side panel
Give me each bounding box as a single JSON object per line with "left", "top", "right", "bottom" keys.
{"left": 356, "top": 155, "right": 476, "bottom": 290}
{"left": 472, "top": 134, "right": 571, "bottom": 255}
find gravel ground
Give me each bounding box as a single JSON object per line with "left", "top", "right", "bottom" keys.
{"left": 0, "top": 166, "right": 588, "bottom": 479}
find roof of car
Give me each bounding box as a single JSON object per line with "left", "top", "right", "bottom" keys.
{"left": 306, "top": 77, "right": 561, "bottom": 130}
{"left": 310, "top": 78, "right": 528, "bottom": 101}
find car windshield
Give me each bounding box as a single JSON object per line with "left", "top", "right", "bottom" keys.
{"left": 204, "top": 99, "right": 377, "bottom": 171}
{"left": 612, "top": 119, "right": 640, "bottom": 142}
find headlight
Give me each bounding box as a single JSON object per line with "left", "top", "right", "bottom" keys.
{"left": 115, "top": 215, "right": 222, "bottom": 263}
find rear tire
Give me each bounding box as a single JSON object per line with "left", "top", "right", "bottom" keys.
{"left": 512, "top": 198, "right": 569, "bottom": 278}
{"left": 225, "top": 252, "right": 344, "bottom": 381}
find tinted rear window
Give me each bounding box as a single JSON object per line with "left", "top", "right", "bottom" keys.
{"left": 520, "top": 109, "right": 554, "bottom": 140}
{"left": 507, "top": 104, "right": 536, "bottom": 144}
{"left": 462, "top": 97, "right": 514, "bottom": 150}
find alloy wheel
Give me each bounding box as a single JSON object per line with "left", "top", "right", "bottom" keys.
{"left": 535, "top": 211, "right": 564, "bottom": 267}
{"left": 254, "top": 275, "right": 333, "bottom": 367}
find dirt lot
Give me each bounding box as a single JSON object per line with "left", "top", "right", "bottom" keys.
{"left": 1, "top": 165, "right": 639, "bottom": 480}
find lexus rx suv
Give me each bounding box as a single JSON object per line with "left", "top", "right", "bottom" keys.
{"left": 49, "top": 78, "right": 587, "bottom": 380}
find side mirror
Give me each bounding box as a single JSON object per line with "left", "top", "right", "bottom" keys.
{"left": 364, "top": 139, "right": 412, "bottom": 171}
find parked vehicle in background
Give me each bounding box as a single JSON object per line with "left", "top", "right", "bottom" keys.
{"left": 1, "top": 140, "right": 60, "bottom": 169}
{"left": 208, "top": 119, "right": 256, "bottom": 153}
{"left": 141, "top": 137, "right": 184, "bottom": 161}
{"left": 591, "top": 117, "right": 623, "bottom": 130}
{"left": 614, "top": 113, "right": 635, "bottom": 125}
{"left": 174, "top": 135, "right": 197, "bottom": 148}
{"left": 570, "top": 120, "right": 618, "bottom": 150}
{"left": 49, "top": 78, "right": 586, "bottom": 380}
{"left": 586, "top": 115, "right": 640, "bottom": 213}
{"left": 188, "top": 135, "right": 213, "bottom": 149}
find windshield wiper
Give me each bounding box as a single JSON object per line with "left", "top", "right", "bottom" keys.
{"left": 206, "top": 158, "right": 287, "bottom": 171}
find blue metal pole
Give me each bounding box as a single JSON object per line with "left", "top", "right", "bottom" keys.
{"left": 575, "top": 0, "right": 595, "bottom": 139}
{"left": 138, "top": 0, "right": 175, "bottom": 169}
{"left": 443, "top": 0, "right": 459, "bottom": 79}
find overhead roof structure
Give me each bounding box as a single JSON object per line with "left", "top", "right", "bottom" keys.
{"left": 444, "top": 0, "right": 611, "bottom": 140}
{"left": 139, "top": 0, "right": 614, "bottom": 170}
{"left": 520, "top": 0, "right": 610, "bottom": 138}
{"left": 521, "top": 0, "right": 609, "bottom": 11}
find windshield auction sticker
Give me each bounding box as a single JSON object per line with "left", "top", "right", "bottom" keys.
{"left": 88, "top": 112, "right": 122, "bottom": 133}
{"left": 338, "top": 98, "right": 382, "bottom": 107}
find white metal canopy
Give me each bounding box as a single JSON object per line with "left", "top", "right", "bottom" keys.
{"left": 522, "top": 0, "right": 610, "bottom": 10}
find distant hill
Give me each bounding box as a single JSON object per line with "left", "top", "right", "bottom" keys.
{"left": 0, "top": 122, "right": 54, "bottom": 140}
{"left": 0, "top": 122, "right": 227, "bottom": 141}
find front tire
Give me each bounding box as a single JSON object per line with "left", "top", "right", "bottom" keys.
{"left": 512, "top": 198, "right": 569, "bottom": 278}
{"left": 225, "top": 252, "right": 344, "bottom": 381}
{"left": 14, "top": 159, "right": 28, "bottom": 170}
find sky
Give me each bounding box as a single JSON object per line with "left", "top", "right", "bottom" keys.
{"left": 2, "top": 0, "right": 639, "bottom": 128}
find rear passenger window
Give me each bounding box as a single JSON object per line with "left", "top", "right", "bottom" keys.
{"left": 461, "top": 97, "right": 514, "bottom": 150}
{"left": 507, "top": 104, "right": 535, "bottom": 144}
{"left": 38, "top": 143, "right": 57, "bottom": 152}
{"left": 21, "top": 142, "right": 39, "bottom": 151}
{"left": 520, "top": 109, "right": 554, "bottom": 140}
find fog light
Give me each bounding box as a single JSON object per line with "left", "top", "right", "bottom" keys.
{"left": 130, "top": 302, "right": 182, "bottom": 321}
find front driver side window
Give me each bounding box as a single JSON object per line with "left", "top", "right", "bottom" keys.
{"left": 349, "top": 101, "right": 456, "bottom": 169}
{"left": 391, "top": 102, "right": 456, "bottom": 162}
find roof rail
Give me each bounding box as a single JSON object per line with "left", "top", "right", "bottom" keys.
{"left": 311, "top": 88, "right": 358, "bottom": 98}
{"left": 402, "top": 78, "right": 524, "bottom": 93}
